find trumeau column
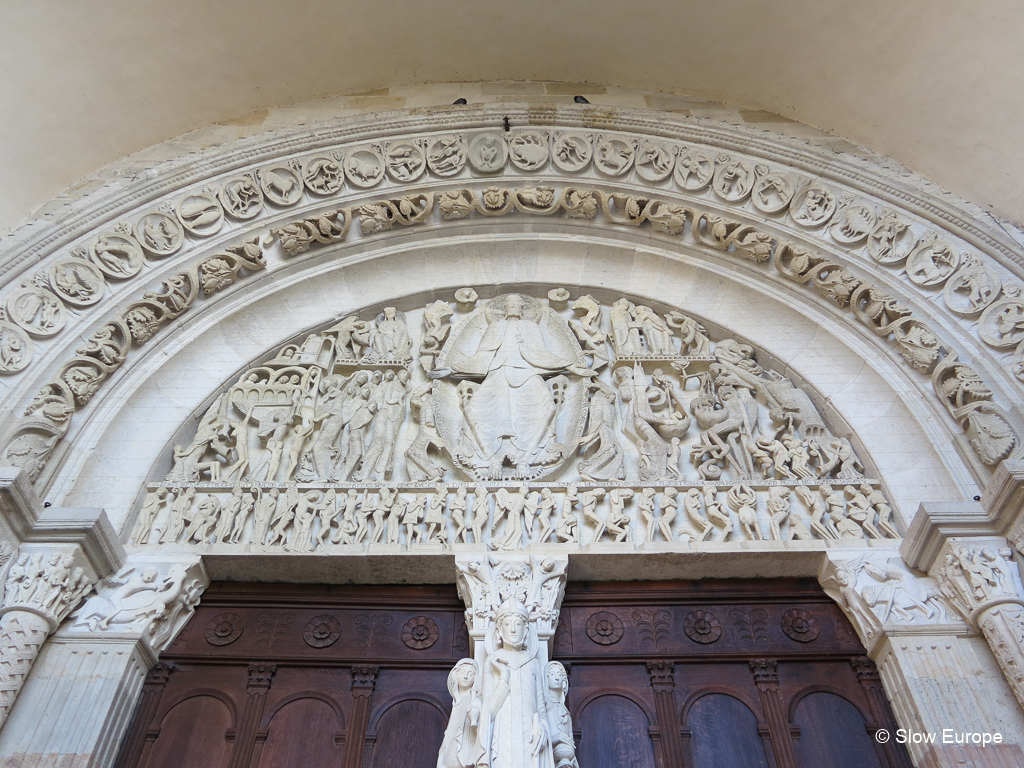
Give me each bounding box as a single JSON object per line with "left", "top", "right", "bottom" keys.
{"left": 820, "top": 549, "right": 1024, "bottom": 768}
{"left": 445, "top": 555, "right": 574, "bottom": 768}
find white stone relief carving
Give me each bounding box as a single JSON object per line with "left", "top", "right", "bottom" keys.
{"left": 135, "top": 210, "right": 185, "bottom": 257}
{"left": 175, "top": 190, "right": 224, "bottom": 236}
{"left": 674, "top": 149, "right": 713, "bottom": 190}
{"left": 219, "top": 175, "right": 264, "bottom": 220}
{"left": 88, "top": 229, "right": 145, "bottom": 279}
{"left": 468, "top": 133, "right": 509, "bottom": 174}
{"left": 344, "top": 147, "right": 386, "bottom": 188}
{"left": 867, "top": 213, "right": 917, "bottom": 265}
{"left": 131, "top": 285, "right": 907, "bottom": 555}
{"left": 906, "top": 236, "right": 960, "bottom": 286}
{"left": 943, "top": 258, "right": 1002, "bottom": 316}
{"left": 48, "top": 258, "right": 106, "bottom": 307}
{"left": 302, "top": 155, "right": 345, "bottom": 195}
{"left": 447, "top": 555, "right": 574, "bottom": 768}
{"left": 427, "top": 135, "right": 468, "bottom": 177}
{"left": 7, "top": 285, "right": 66, "bottom": 337}
{"left": 430, "top": 293, "right": 591, "bottom": 481}
{"left": 259, "top": 164, "right": 304, "bottom": 207}
{"left": 551, "top": 132, "right": 592, "bottom": 173}
{"left": 635, "top": 139, "right": 675, "bottom": 182}
{"left": 828, "top": 201, "right": 876, "bottom": 245}
{"left": 0, "top": 547, "right": 97, "bottom": 727}
{"left": 70, "top": 558, "right": 207, "bottom": 651}
{"left": 0, "top": 316, "right": 31, "bottom": 375}
{"left": 385, "top": 140, "right": 427, "bottom": 182}
{"left": 935, "top": 542, "right": 1024, "bottom": 712}
{"left": 789, "top": 184, "right": 836, "bottom": 228}
{"left": 751, "top": 171, "right": 795, "bottom": 214}
{"left": 712, "top": 158, "right": 755, "bottom": 202}
{"left": 508, "top": 130, "right": 549, "bottom": 172}
{"left": 594, "top": 136, "right": 635, "bottom": 177}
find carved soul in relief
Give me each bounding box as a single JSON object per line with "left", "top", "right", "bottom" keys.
{"left": 137, "top": 287, "right": 897, "bottom": 551}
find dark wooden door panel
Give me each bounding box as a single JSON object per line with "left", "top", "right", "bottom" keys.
{"left": 114, "top": 579, "right": 910, "bottom": 768}
{"left": 793, "top": 692, "right": 884, "bottom": 768}
{"left": 144, "top": 695, "right": 233, "bottom": 768}
{"left": 576, "top": 695, "right": 657, "bottom": 768}
{"left": 366, "top": 699, "right": 447, "bottom": 768}
{"left": 258, "top": 697, "right": 345, "bottom": 768}
{"left": 687, "top": 693, "right": 769, "bottom": 768}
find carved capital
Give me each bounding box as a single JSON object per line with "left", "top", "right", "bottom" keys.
{"left": 351, "top": 664, "right": 379, "bottom": 694}
{"left": 934, "top": 541, "right": 1024, "bottom": 624}
{"left": 145, "top": 662, "right": 174, "bottom": 686}
{"left": 2, "top": 545, "right": 97, "bottom": 631}
{"left": 455, "top": 554, "right": 568, "bottom": 646}
{"left": 66, "top": 556, "right": 209, "bottom": 652}
{"left": 748, "top": 658, "right": 778, "bottom": 685}
{"left": 849, "top": 657, "right": 881, "bottom": 682}
{"left": 247, "top": 662, "right": 277, "bottom": 688}
{"left": 646, "top": 660, "right": 676, "bottom": 688}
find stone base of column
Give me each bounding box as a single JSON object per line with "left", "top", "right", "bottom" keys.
{"left": 0, "top": 637, "right": 154, "bottom": 768}
{"left": 876, "top": 634, "right": 1024, "bottom": 768}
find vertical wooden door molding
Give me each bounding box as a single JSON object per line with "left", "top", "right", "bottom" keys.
{"left": 850, "top": 658, "right": 914, "bottom": 768}
{"left": 748, "top": 658, "right": 798, "bottom": 768}
{"left": 342, "top": 664, "right": 379, "bottom": 768}
{"left": 114, "top": 663, "right": 174, "bottom": 768}
{"left": 226, "top": 663, "right": 277, "bottom": 768}
{"left": 646, "top": 661, "right": 685, "bottom": 768}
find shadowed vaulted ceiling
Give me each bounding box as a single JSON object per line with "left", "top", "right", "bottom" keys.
{"left": 1, "top": 0, "right": 1023, "bottom": 239}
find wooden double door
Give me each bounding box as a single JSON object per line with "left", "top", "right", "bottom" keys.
{"left": 115, "top": 579, "right": 911, "bottom": 768}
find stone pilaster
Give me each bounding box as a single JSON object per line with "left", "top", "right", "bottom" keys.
{"left": 0, "top": 555, "right": 207, "bottom": 767}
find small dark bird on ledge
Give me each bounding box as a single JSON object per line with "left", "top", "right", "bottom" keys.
{"left": 574, "top": 95, "right": 590, "bottom": 104}
{"left": 453, "top": 98, "right": 468, "bottom": 105}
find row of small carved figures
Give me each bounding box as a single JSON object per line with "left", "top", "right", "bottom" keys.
{"left": 133, "top": 481, "right": 899, "bottom": 549}
{"left": 3, "top": 552, "right": 93, "bottom": 617}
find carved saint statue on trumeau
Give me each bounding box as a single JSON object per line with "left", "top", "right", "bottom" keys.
{"left": 431, "top": 294, "right": 593, "bottom": 480}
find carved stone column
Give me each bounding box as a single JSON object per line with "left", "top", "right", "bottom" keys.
{"left": 935, "top": 541, "right": 1024, "bottom": 712}
{"left": 748, "top": 659, "right": 797, "bottom": 768}
{"left": 0, "top": 545, "right": 97, "bottom": 728}
{"left": 448, "top": 554, "right": 573, "bottom": 768}
{"left": 0, "top": 555, "right": 207, "bottom": 766}
{"left": 343, "top": 664, "right": 379, "bottom": 768}
{"left": 114, "top": 663, "right": 174, "bottom": 768}
{"left": 850, "top": 658, "right": 914, "bottom": 768}
{"left": 228, "top": 663, "right": 277, "bottom": 768}
{"left": 646, "top": 661, "right": 684, "bottom": 768}
{"left": 820, "top": 548, "right": 1024, "bottom": 767}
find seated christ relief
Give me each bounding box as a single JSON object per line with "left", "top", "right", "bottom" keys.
{"left": 431, "top": 294, "right": 592, "bottom": 480}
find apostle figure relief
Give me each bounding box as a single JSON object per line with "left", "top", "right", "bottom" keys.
{"left": 138, "top": 286, "right": 898, "bottom": 552}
